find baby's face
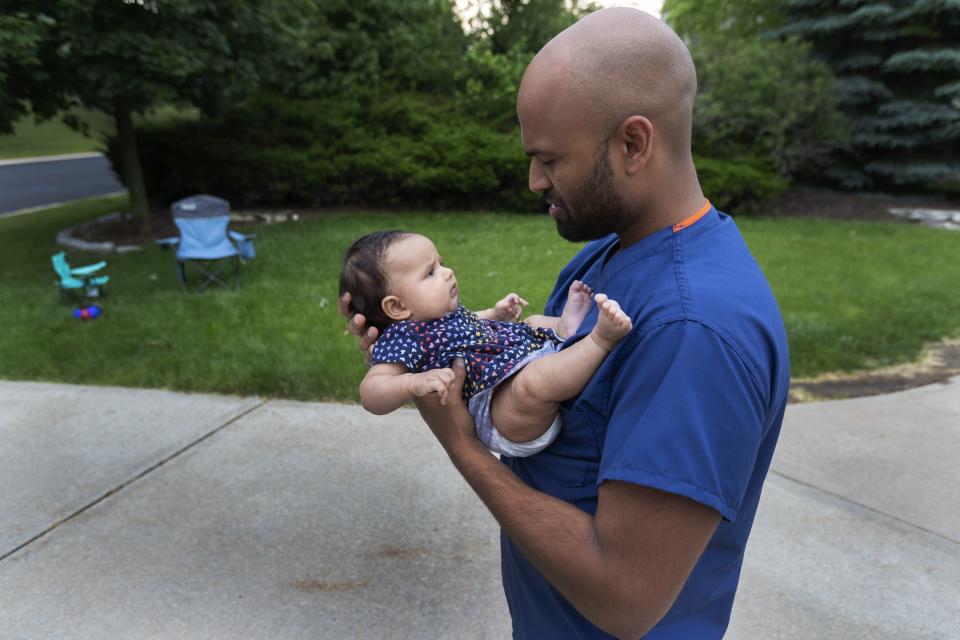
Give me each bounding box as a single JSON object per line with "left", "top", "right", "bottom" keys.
{"left": 383, "top": 234, "right": 459, "bottom": 321}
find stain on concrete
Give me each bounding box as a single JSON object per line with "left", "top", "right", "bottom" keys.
{"left": 291, "top": 577, "right": 369, "bottom": 592}
{"left": 377, "top": 546, "right": 428, "bottom": 560}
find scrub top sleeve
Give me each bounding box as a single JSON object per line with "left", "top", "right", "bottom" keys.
{"left": 599, "top": 320, "right": 767, "bottom": 522}
{"left": 369, "top": 324, "right": 426, "bottom": 371}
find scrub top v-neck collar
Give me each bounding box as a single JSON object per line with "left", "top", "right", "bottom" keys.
{"left": 591, "top": 199, "right": 714, "bottom": 292}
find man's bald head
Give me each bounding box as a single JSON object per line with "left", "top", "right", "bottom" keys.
{"left": 521, "top": 8, "right": 697, "bottom": 155}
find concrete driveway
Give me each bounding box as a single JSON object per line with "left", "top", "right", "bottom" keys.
{"left": 1, "top": 379, "right": 957, "bottom": 638}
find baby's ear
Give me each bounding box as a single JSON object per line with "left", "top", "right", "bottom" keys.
{"left": 382, "top": 295, "right": 412, "bottom": 322}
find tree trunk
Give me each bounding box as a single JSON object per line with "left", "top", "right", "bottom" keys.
{"left": 113, "top": 100, "right": 150, "bottom": 231}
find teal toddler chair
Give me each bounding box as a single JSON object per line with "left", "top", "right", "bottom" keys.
{"left": 51, "top": 251, "right": 110, "bottom": 302}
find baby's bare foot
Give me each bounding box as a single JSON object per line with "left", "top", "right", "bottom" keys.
{"left": 557, "top": 280, "right": 593, "bottom": 339}
{"left": 589, "top": 294, "right": 633, "bottom": 351}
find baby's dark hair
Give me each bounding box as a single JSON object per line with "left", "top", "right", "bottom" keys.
{"left": 339, "top": 230, "right": 410, "bottom": 333}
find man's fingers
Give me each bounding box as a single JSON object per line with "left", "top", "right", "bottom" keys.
{"left": 346, "top": 312, "right": 366, "bottom": 337}
{"left": 358, "top": 325, "right": 379, "bottom": 352}
{"left": 452, "top": 358, "right": 468, "bottom": 387}
{"left": 337, "top": 292, "right": 352, "bottom": 318}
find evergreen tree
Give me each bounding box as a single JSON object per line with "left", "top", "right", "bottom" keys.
{"left": 778, "top": 0, "right": 960, "bottom": 190}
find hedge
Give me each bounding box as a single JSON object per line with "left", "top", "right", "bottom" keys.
{"left": 108, "top": 93, "right": 786, "bottom": 215}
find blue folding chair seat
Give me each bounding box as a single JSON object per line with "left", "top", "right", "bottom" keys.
{"left": 155, "top": 195, "right": 255, "bottom": 293}
{"left": 51, "top": 251, "right": 110, "bottom": 302}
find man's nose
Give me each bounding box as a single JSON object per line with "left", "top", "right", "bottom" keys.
{"left": 528, "top": 159, "right": 551, "bottom": 193}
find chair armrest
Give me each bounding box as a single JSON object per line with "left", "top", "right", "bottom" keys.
{"left": 155, "top": 237, "right": 180, "bottom": 250}
{"left": 71, "top": 261, "right": 107, "bottom": 276}
{"left": 228, "top": 230, "right": 255, "bottom": 242}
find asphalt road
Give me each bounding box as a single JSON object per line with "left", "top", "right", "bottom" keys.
{"left": 0, "top": 154, "right": 125, "bottom": 215}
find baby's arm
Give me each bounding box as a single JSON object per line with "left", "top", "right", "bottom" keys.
{"left": 360, "top": 363, "right": 457, "bottom": 415}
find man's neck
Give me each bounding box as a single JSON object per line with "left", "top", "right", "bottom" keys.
{"left": 617, "top": 189, "right": 706, "bottom": 250}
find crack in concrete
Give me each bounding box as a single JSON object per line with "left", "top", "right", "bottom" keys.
{"left": 0, "top": 399, "right": 269, "bottom": 564}
{"left": 770, "top": 469, "right": 960, "bottom": 547}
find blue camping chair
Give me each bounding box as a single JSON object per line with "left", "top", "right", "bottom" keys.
{"left": 51, "top": 251, "right": 110, "bottom": 302}
{"left": 155, "top": 195, "right": 255, "bottom": 293}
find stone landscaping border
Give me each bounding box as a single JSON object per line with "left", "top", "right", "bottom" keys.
{"left": 55, "top": 209, "right": 297, "bottom": 254}
{"left": 889, "top": 207, "right": 960, "bottom": 230}
{"left": 55, "top": 211, "right": 143, "bottom": 253}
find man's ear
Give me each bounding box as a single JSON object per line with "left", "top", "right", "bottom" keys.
{"left": 382, "top": 295, "right": 412, "bottom": 321}
{"left": 618, "top": 115, "right": 654, "bottom": 175}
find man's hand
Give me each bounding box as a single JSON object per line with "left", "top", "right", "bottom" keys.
{"left": 414, "top": 359, "right": 481, "bottom": 454}
{"left": 339, "top": 292, "right": 379, "bottom": 364}
{"left": 408, "top": 368, "right": 457, "bottom": 405}
{"left": 492, "top": 292, "right": 529, "bottom": 321}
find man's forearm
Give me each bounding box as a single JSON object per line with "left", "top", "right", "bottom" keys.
{"left": 415, "top": 363, "right": 717, "bottom": 638}
{"left": 444, "top": 440, "right": 658, "bottom": 638}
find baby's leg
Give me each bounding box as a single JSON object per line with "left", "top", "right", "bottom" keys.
{"left": 490, "top": 294, "right": 632, "bottom": 444}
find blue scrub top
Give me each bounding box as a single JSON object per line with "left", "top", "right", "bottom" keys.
{"left": 501, "top": 205, "right": 791, "bottom": 639}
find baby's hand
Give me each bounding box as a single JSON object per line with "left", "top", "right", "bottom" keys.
{"left": 408, "top": 368, "right": 458, "bottom": 405}
{"left": 493, "top": 292, "right": 529, "bottom": 321}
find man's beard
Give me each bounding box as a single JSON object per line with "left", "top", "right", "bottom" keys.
{"left": 551, "top": 149, "right": 630, "bottom": 243}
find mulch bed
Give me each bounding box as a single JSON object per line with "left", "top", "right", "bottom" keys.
{"left": 72, "top": 214, "right": 179, "bottom": 246}
{"left": 767, "top": 187, "right": 960, "bottom": 223}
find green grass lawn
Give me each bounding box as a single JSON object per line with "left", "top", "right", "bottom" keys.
{"left": 0, "top": 109, "right": 112, "bottom": 159}
{"left": 0, "top": 106, "right": 199, "bottom": 160}
{"left": 3, "top": 196, "right": 959, "bottom": 401}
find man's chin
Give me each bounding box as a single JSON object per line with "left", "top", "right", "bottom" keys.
{"left": 555, "top": 217, "right": 604, "bottom": 243}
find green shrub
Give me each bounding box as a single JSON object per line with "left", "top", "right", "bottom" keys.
{"left": 696, "top": 155, "right": 789, "bottom": 214}
{"left": 108, "top": 93, "right": 540, "bottom": 212}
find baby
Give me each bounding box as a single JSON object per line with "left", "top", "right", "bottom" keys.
{"left": 339, "top": 230, "right": 632, "bottom": 457}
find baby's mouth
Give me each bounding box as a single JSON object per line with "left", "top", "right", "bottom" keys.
{"left": 451, "top": 283, "right": 458, "bottom": 298}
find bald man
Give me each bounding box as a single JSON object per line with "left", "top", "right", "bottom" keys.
{"left": 342, "top": 8, "right": 789, "bottom": 639}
